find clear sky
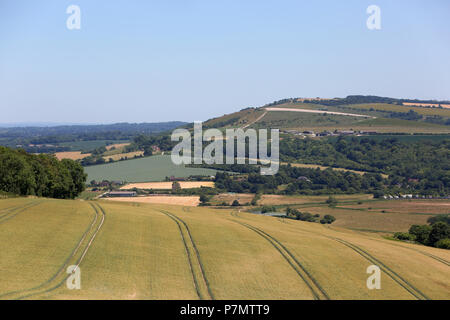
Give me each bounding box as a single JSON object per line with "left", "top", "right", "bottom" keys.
{"left": 1, "top": 0, "right": 449, "bottom": 124}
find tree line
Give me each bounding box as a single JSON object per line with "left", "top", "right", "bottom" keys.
{"left": 394, "top": 214, "right": 450, "bottom": 249}
{"left": 0, "top": 146, "right": 86, "bottom": 199}
{"left": 280, "top": 137, "right": 450, "bottom": 196}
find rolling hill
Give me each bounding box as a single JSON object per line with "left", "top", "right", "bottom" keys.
{"left": 202, "top": 97, "right": 450, "bottom": 133}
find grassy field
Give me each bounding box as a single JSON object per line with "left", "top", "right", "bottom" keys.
{"left": 0, "top": 197, "right": 448, "bottom": 300}
{"left": 270, "top": 102, "right": 450, "bottom": 117}
{"left": 84, "top": 155, "right": 218, "bottom": 182}
{"left": 346, "top": 103, "right": 450, "bottom": 117}
{"left": 255, "top": 111, "right": 365, "bottom": 129}
{"left": 296, "top": 118, "right": 450, "bottom": 134}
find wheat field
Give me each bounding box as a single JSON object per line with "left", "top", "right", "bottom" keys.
{"left": 0, "top": 198, "right": 448, "bottom": 300}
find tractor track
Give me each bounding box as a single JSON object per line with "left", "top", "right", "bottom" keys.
{"left": 0, "top": 201, "right": 42, "bottom": 224}
{"left": 274, "top": 222, "right": 431, "bottom": 300}
{"left": 230, "top": 218, "right": 329, "bottom": 300}
{"left": 325, "top": 225, "right": 450, "bottom": 267}
{"left": 374, "top": 240, "right": 450, "bottom": 267}
{"left": 0, "top": 202, "right": 105, "bottom": 300}
{"left": 159, "top": 210, "right": 214, "bottom": 300}
{"left": 328, "top": 236, "right": 430, "bottom": 300}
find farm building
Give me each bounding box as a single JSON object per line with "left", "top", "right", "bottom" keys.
{"left": 105, "top": 191, "right": 137, "bottom": 197}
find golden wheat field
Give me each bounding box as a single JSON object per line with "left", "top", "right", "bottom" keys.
{"left": 54, "top": 151, "right": 91, "bottom": 161}
{"left": 121, "top": 181, "right": 215, "bottom": 190}
{"left": 0, "top": 198, "right": 448, "bottom": 300}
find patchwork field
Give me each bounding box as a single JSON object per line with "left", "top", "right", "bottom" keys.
{"left": 290, "top": 200, "right": 450, "bottom": 233}
{"left": 0, "top": 198, "right": 448, "bottom": 300}
{"left": 121, "top": 181, "right": 215, "bottom": 190}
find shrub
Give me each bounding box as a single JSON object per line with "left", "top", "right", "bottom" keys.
{"left": 199, "top": 194, "right": 210, "bottom": 204}
{"left": 429, "top": 222, "right": 450, "bottom": 246}
{"left": 409, "top": 224, "right": 432, "bottom": 245}
{"left": 320, "top": 215, "right": 336, "bottom": 224}
{"left": 261, "top": 206, "right": 276, "bottom": 213}
{"left": 427, "top": 214, "right": 450, "bottom": 226}
{"left": 394, "top": 232, "right": 415, "bottom": 241}
{"left": 326, "top": 196, "right": 337, "bottom": 207}
{"left": 435, "top": 238, "right": 450, "bottom": 249}
{"left": 231, "top": 200, "right": 240, "bottom": 207}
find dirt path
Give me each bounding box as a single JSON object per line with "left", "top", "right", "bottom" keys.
{"left": 265, "top": 107, "right": 376, "bottom": 118}
{"left": 241, "top": 111, "right": 268, "bottom": 129}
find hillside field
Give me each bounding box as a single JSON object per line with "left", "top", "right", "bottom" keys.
{"left": 203, "top": 103, "right": 450, "bottom": 133}
{"left": 0, "top": 198, "right": 448, "bottom": 300}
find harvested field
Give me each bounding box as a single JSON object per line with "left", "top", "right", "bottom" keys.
{"left": 211, "top": 193, "right": 255, "bottom": 205}
{"left": 338, "top": 200, "right": 450, "bottom": 215}
{"left": 259, "top": 194, "right": 373, "bottom": 206}
{"left": 293, "top": 200, "right": 450, "bottom": 233}
{"left": 54, "top": 151, "right": 91, "bottom": 161}
{"left": 104, "top": 195, "right": 200, "bottom": 206}
{"left": 103, "top": 151, "right": 144, "bottom": 161}
{"left": 403, "top": 102, "right": 450, "bottom": 109}
{"left": 121, "top": 181, "right": 215, "bottom": 190}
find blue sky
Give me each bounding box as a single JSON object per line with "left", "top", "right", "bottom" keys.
{"left": 1, "top": 0, "right": 449, "bottom": 124}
